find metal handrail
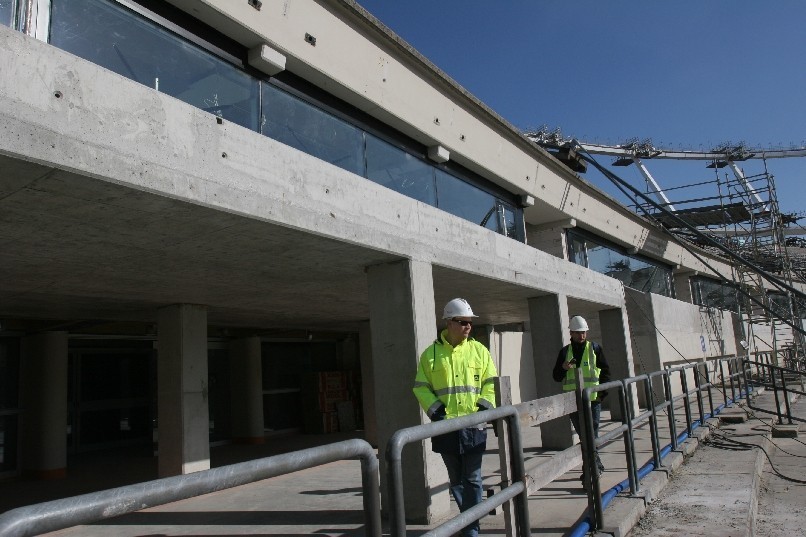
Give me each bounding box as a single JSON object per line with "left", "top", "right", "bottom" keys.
{"left": 580, "top": 356, "right": 753, "bottom": 531}
{"left": 0, "top": 439, "right": 381, "bottom": 537}
{"left": 747, "top": 360, "right": 806, "bottom": 424}
{"left": 386, "top": 405, "right": 531, "bottom": 537}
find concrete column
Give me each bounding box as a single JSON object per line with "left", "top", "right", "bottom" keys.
{"left": 229, "top": 336, "right": 264, "bottom": 444}
{"left": 624, "top": 288, "right": 663, "bottom": 407}
{"left": 528, "top": 294, "right": 574, "bottom": 449}
{"left": 366, "top": 259, "right": 446, "bottom": 523}
{"left": 599, "top": 307, "right": 637, "bottom": 421}
{"left": 525, "top": 222, "right": 570, "bottom": 259}
{"left": 157, "top": 304, "right": 209, "bottom": 477}
{"left": 358, "top": 322, "right": 378, "bottom": 447}
{"left": 20, "top": 331, "right": 68, "bottom": 478}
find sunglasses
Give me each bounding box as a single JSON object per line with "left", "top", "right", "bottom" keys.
{"left": 451, "top": 318, "right": 473, "bottom": 327}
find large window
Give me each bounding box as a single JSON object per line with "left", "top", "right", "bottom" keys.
{"left": 50, "top": 0, "right": 259, "bottom": 130}
{"left": 0, "top": 0, "right": 13, "bottom": 28}
{"left": 691, "top": 276, "right": 741, "bottom": 313}
{"left": 47, "top": 0, "right": 524, "bottom": 240}
{"left": 568, "top": 230, "right": 673, "bottom": 296}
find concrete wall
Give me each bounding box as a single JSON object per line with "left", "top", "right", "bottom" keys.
{"left": 627, "top": 290, "right": 738, "bottom": 371}
{"left": 626, "top": 288, "right": 739, "bottom": 402}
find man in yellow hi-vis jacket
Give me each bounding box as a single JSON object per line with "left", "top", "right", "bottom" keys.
{"left": 553, "top": 315, "right": 611, "bottom": 478}
{"left": 413, "top": 298, "right": 497, "bottom": 537}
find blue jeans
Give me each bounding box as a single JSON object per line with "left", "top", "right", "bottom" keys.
{"left": 440, "top": 451, "right": 484, "bottom": 537}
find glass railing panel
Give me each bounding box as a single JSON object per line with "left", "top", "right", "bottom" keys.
{"left": 261, "top": 83, "right": 366, "bottom": 176}
{"left": 50, "top": 0, "right": 259, "bottom": 130}
{"left": 435, "top": 169, "right": 500, "bottom": 233}
{"left": 366, "top": 134, "right": 436, "bottom": 205}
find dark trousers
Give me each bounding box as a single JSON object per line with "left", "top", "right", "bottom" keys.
{"left": 570, "top": 401, "right": 605, "bottom": 473}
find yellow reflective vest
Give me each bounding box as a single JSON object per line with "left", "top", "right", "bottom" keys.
{"left": 413, "top": 330, "right": 498, "bottom": 419}
{"left": 562, "top": 341, "right": 602, "bottom": 401}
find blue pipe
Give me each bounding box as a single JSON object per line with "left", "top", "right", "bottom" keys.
{"left": 567, "top": 390, "right": 748, "bottom": 535}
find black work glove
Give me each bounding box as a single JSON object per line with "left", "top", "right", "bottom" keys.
{"left": 429, "top": 404, "right": 447, "bottom": 421}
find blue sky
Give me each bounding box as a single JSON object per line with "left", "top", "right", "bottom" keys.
{"left": 356, "top": 1, "right": 806, "bottom": 219}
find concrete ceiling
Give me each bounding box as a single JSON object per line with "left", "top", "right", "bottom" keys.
{"left": 1, "top": 155, "right": 566, "bottom": 336}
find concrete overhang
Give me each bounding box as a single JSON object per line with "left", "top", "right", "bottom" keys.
{"left": 0, "top": 26, "right": 627, "bottom": 334}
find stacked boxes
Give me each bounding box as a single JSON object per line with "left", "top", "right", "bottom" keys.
{"left": 301, "top": 371, "right": 361, "bottom": 434}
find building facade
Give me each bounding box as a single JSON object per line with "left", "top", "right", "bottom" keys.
{"left": 0, "top": 0, "right": 788, "bottom": 522}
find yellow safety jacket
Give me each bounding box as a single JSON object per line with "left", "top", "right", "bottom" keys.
{"left": 413, "top": 330, "right": 498, "bottom": 420}
{"left": 562, "top": 341, "right": 602, "bottom": 401}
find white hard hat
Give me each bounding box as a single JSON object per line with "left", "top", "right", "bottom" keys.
{"left": 443, "top": 298, "right": 477, "bottom": 319}
{"left": 569, "top": 315, "right": 589, "bottom": 332}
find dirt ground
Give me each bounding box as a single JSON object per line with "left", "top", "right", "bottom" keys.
{"left": 754, "top": 434, "right": 806, "bottom": 537}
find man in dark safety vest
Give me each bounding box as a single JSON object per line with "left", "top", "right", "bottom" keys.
{"left": 414, "top": 298, "right": 497, "bottom": 537}
{"left": 552, "top": 315, "right": 611, "bottom": 478}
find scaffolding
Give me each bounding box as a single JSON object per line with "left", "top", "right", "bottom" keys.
{"left": 525, "top": 130, "right": 806, "bottom": 368}
{"left": 641, "top": 163, "right": 804, "bottom": 365}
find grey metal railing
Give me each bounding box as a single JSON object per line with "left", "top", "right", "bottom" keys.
{"left": 580, "top": 356, "right": 754, "bottom": 531}
{"left": 386, "top": 405, "right": 531, "bottom": 537}
{"left": 0, "top": 439, "right": 381, "bottom": 537}
{"left": 747, "top": 360, "right": 806, "bottom": 424}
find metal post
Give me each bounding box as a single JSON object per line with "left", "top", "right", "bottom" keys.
{"left": 506, "top": 411, "right": 532, "bottom": 537}
{"left": 736, "top": 359, "right": 750, "bottom": 399}
{"left": 694, "top": 363, "right": 706, "bottom": 425}
{"left": 575, "top": 368, "right": 602, "bottom": 531}
{"left": 644, "top": 375, "right": 662, "bottom": 469}
{"left": 719, "top": 360, "right": 728, "bottom": 406}
{"left": 728, "top": 358, "right": 737, "bottom": 402}
{"left": 663, "top": 371, "right": 678, "bottom": 450}
{"left": 621, "top": 380, "right": 639, "bottom": 495}
{"left": 680, "top": 368, "right": 693, "bottom": 436}
{"left": 494, "top": 377, "right": 515, "bottom": 537}
{"left": 703, "top": 362, "right": 714, "bottom": 418}
{"left": 771, "top": 364, "right": 784, "bottom": 423}
{"left": 779, "top": 368, "right": 794, "bottom": 425}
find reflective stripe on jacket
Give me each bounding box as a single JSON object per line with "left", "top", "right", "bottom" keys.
{"left": 562, "top": 341, "right": 602, "bottom": 401}
{"left": 413, "top": 329, "right": 498, "bottom": 419}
